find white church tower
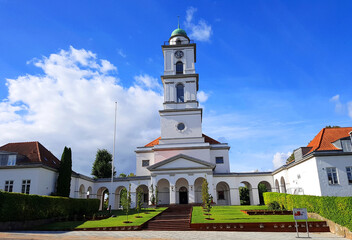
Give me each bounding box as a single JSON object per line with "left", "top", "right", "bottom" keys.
{"left": 135, "top": 24, "right": 231, "bottom": 205}
{"left": 159, "top": 23, "right": 203, "bottom": 145}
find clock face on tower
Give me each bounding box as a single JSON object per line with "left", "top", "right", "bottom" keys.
{"left": 174, "top": 50, "right": 184, "bottom": 59}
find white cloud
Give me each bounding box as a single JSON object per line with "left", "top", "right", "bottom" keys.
{"left": 348, "top": 101, "right": 352, "bottom": 119}
{"left": 0, "top": 46, "right": 163, "bottom": 176}
{"left": 117, "top": 49, "right": 126, "bottom": 58}
{"left": 197, "top": 90, "right": 209, "bottom": 103}
{"left": 134, "top": 74, "right": 162, "bottom": 91}
{"left": 184, "top": 7, "right": 212, "bottom": 42}
{"left": 330, "top": 94, "right": 343, "bottom": 113}
{"left": 272, "top": 152, "right": 291, "bottom": 169}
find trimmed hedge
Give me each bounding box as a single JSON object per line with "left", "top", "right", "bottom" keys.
{"left": 0, "top": 191, "right": 100, "bottom": 222}
{"left": 263, "top": 192, "right": 352, "bottom": 231}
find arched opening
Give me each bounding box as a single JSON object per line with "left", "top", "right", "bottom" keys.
{"left": 79, "top": 184, "right": 86, "bottom": 199}
{"left": 175, "top": 178, "right": 189, "bottom": 204}
{"left": 176, "top": 61, "right": 183, "bottom": 75}
{"left": 136, "top": 185, "right": 149, "bottom": 207}
{"left": 87, "top": 186, "right": 92, "bottom": 199}
{"left": 176, "top": 39, "right": 181, "bottom": 45}
{"left": 97, "top": 187, "right": 109, "bottom": 210}
{"left": 239, "top": 181, "right": 253, "bottom": 205}
{"left": 157, "top": 179, "right": 170, "bottom": 205}
{"left": 258, "top": 181, "right": 272, "bottom": 205}
{"left": 216, "top": 182, "right": 230, "bottom": 205}
{"left": 194, "top": 177, "right": 205, "bottom": 204}
{"left": 176, "top": 83, "right": 184, "bottom": 103}
{"left": 275, "top": 179, "right": 280, "bottom": 193}
{"left": 114, "top": 186, "right": 127, "bottom": 209}
{"left": 280, "top": 177, "right": 287, "bottom": 193}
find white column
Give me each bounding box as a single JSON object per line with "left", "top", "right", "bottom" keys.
{"left": 170, "top": 184, "right": 176, "bottom": 204}
{"left": 189, "top": 185, "right": 195, "bottom": 203}
{"left": 109, "top": 192, "right": 116, "bottom": 210}
{"left": 130, "top": 191, "right": 136, "bottom": 208}
{"left": 230, "top": 188, "right": 240, "bottom": 205}
{"left": 252, "top": 188, "right": 260, "bottom": 205}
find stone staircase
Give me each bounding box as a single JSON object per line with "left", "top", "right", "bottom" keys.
{"left": 143, "top": 205, "right": 192, "bottom": 231}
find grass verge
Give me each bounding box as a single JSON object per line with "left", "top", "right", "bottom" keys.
{"left": 191, "top": 206, "right": 320, "bottom": 223}
{"left": 37, "top": 207, "right": 166, "bottom": 230}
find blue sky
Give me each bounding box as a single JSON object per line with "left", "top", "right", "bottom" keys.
{"left": 0, "top": 1, "right": 351, "bottom": 175}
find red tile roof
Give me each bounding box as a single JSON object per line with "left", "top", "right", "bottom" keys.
{"left": 144, "top": 134, "right": 221, "bottom": 147}
{"left": 306, "top": 127, "right": 352, "bottom": 154}
{"left": 0, "top": 141, "right": 61, "bottom": 169}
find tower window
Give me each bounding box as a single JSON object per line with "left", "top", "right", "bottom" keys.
{"left": 176, "top": 61, "right": 183, "bottom": 74}
{"left": 176, "top": 39, "right": 181, "bottom": 45}
{"left": 176, "top": 83, "right": 184, "bottom": 102}
{"left": 142, "top": 160, "right": 150, "bottom": 167}
{"left": 216, "top": 157, "right": 224, "bottom": 164}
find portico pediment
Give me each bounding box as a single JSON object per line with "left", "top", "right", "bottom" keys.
{"left": 147, "top": 154, "right": 215, "bottom": 171}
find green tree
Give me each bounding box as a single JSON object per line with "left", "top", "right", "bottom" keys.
{"left": 127, "top": 173, "right": 135, "bottom": 177}
{"left": 91, "top": 149, "right": 116, "bottom": 178}
{"left": 201, "top": 177, "right": 209, "bottom": 208}
{"left": 325, "top": 125, "right": 340, "bottom": 128}
{"left": 120, "top": 184, "right": 132, "bottom": 222}
{"left": 201, "top": 178, "right": 212, "bottom": 215}
{"left": 136, "top": 189, "right": 143, "bottom": 217}
{"left": 286, "top": 153, "right": 295, "bottom": 164}
{"left": 258, "top": 183, "right": 268, "bottom": 205}
{"left": 155, "top": 186, "right": 159, "bottom": 207}
{"left": 119, "top": 173, "right": 127, "bottom": 178}
{"left": 150, "top": 184, "right": 156, "bottom": 205}
{"left": 56, "top": 146, "right": 72, "bottom": 197}
{"left": 239, "top": 186, "right": 250, "bottom": 205}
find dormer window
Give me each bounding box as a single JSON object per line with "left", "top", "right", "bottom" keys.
{"left": 176, "top": 61, "right": 183, "bottom": 74}
{"left": 176, "top": 83, "right": 184, "bottom": 103}
{"left": 7, "top": 155, "right": 16, "bottom": 166}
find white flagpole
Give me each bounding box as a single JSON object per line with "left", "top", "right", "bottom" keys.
{"left": 112, "top": 102, "right": 117, "bottom": 185}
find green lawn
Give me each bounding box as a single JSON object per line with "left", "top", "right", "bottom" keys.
{"left": 37, "top": 207, "right": 167, "bottom": 230}
{"left": 192, "top": 206, "right": 320, "bottom": 223}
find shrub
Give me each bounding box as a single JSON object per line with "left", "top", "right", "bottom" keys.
{"left": 263, "top": 192, "right": 352, "bottom": 231}
{"left": 0, "top": 191, "right": 99, "bottom": 222}
{"left": 267, "top": 201, "right": 281, "bottom": 210}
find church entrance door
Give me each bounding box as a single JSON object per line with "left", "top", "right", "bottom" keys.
{"left": 179, "top": 186, "right": 188, "bottom": 204}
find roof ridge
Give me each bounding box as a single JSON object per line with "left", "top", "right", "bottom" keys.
{"left": 316, "top": 128, "right": 326, "bottom": 151}
{"left": 4, "top": 141, "right": 40, "bottom": 145}
{"left": 35, "top": 141, "right": 42, "bottom": 162}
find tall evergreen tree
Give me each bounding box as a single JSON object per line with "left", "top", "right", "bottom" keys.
{"left": 56, "top": 146, "right": 72, "bottom": 197}
{"left": 91, "top": 149, "right": 116, "bottom": 178}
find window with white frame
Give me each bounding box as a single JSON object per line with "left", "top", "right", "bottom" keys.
{"left": 326, "top": 167, "right": 339, "bottom": 185}
{"left": 21, "top": 179, "right": 31, "bottom": 194}
{"left": 5, "top": 180, "right": 14, "bottom": 192}
{"left": 346, "top": 167, "right": 352, "bottom": 184}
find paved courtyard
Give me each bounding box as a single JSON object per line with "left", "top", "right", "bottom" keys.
{"left": 0, "top": 231, "right": 347, "bottom": 240}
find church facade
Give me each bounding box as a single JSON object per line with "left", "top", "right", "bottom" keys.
{"left": 1, "top": 27, "right": 352, "bottom": 210}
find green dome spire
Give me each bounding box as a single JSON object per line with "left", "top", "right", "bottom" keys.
{"left": 171, "top": 16, "right": 187, "bottom": 37}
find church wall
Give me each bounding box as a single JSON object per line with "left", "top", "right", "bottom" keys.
{"left": 136, "top": 151, "right": 154, "bottom": 176}
{"left": 210, "top": 148, "right": 230, "bottom": 173}
{"left": 160, "top": 111, "right": 202, "bottom": 139}
{"left": 154, "top": 148, "right": 211, "bottom": 164}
